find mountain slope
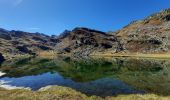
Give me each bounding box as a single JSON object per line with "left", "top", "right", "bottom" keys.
{"left": 115, "top": 9, "right": 170, "bottom": 53}
{"left": 55, "top": 27, "right": 123, "bottom": 56}
{"left": 55, "top": 9, "right": 170, "bottom": 55}
{"left": 0, "top": 8, "right": 170, "bottom": 58}
{"left": 0, "top": 29, "right": 59, "bottom": 58}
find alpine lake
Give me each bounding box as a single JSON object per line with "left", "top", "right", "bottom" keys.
{"left": 0, "top": 56, "right": 170, "bottom": 97}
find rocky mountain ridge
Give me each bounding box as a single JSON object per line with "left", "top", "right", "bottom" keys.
{"left": 55, "top": 27, "right": 124, "bottom": 56}
{"left": 56, "top": 9, "right": 170, "bottom": 56}
{"left": 0, "top": 28, "right": 59, "bottom": 58}
{"left": 0, "top": 8, "right": 170, "bottom": 58}
{"left": 115, "top": 9, "right": 170, "bottom": 53}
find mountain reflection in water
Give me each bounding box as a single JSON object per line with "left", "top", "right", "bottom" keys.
{"left": 0, "top": 56, "right": 169, "bottom": 97}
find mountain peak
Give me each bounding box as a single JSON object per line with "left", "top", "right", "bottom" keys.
{"left": 145, "top": 8, "right": 170, "bottom": 22}
{"left": 72, "top": 27, "right": 106, "bottom": 35}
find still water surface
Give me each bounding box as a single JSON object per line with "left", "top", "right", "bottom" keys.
{"left": 0, "top": 57, "right": 169, "bottom": 97}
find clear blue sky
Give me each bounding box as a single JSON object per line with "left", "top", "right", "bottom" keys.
{"left": 0, "top": 0, "right": 170, "bottom": 35}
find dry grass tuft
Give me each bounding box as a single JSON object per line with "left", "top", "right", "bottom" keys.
{"left": 0, "top": 86, "right": 170, "bottom": 100}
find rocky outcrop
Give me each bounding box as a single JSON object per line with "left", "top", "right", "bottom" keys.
{"left": 55, "top": 27, "right": 123, "bottom": 56}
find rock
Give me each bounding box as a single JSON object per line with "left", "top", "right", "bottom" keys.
{"left": 50, "top": 38, "right": 60, "bottom": 43}
{"left": 58, "top": 30, "right": 71, "bottom": 39}
{"left": 16, "top": 45, "right": 32, "bottom": 54}
{"left": 101, "top": 43, "right": 112, "bottom": 49}
{"left": 147, "top": 38, "right": 162, "bottom": 45}
{"left": 64, "top": 47, "right": 71, "bottom": 53}
{"left": 38, "top": 45, "right": 52, "bottom": 50}
{"left": 163, "top": 15, "right": 170, "bottom": 21}
{"left": 32, "top": 36, "right": 47, "bottom": 43}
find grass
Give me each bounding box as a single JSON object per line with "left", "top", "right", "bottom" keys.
{"left": 37, "top": 51, "right": 170, "bottom": 59}
{"left": 91, "top": 52, "right": 170, "bottom": 59}
{"left": 0, "top": 86, "right": 99, "bottom": 100}
{"left": 106, "top": 94, "right": 170, "bottom": 100}
{"left": 0, "top": 86, "right": 170, "bottom": 100}
{"left": 38, "top": 51, "right": 56, "bottom": 57}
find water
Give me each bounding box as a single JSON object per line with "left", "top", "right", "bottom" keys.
{"left": 0, "top": 56, "right": 170, "bottom": 97}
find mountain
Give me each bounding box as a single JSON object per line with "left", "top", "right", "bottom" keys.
{"left": 0, "top": 8, "right": 170, "bottom": 59}
{"left": 0, "top": 29, "right": 59, "bottom": 59}
{"left": 115, "top": 9, "right": 170, "bottom": 53}
{"left": 55, "top": 9, "right": 170, "bottom": 56}
{"left": 55, "top": 27, "right": 123, "bottom": 56}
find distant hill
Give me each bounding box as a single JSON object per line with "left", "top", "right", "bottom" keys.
{"left": 0, "top": 29, "right": 59, "bottom": 58}
{"left": 0, "top": 8, "right": 170, "bottom": 58}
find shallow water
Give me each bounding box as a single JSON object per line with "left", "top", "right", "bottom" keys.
{"left": 0, "top": 57, "right": 170, "bottom": 97}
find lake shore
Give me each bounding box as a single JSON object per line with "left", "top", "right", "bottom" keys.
{"left": 1, "top": 54, "right": 170, "bottom": 100}
{"left": 36, "top": 51, "right": 170, "bottom": 59}
{"left": 2, "top": 51, "right": 170, "bottom": 60}
{"left": 90, "top": 53, "right": 170, "bottom": 59}
{"left": 0, "top": 86, "right": 169, "bottom": 100}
